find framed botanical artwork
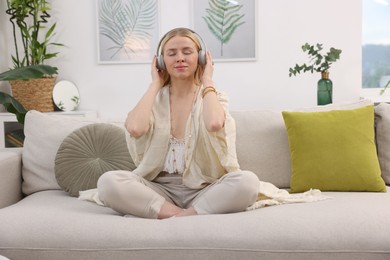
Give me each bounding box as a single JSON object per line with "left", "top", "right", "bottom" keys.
{"left": 97, "top": 0, "right": 160, "bottom": 64}
{"left": 192, "top": 0, "right": 257, "bottom": 62}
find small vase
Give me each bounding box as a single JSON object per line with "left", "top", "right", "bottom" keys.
{"left": 317, "top": 71, "right": 333, "bottom": 105}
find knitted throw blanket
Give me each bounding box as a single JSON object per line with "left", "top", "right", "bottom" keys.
{"left": 246, "top": 181, "right": 331, "bottom": 210}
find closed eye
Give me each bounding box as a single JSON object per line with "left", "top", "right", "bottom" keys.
{"left": 165, "top": 47, "right": 195, "bottom": 56}
{"left": 166, "top": 51, "right": 176, "bottom": 56}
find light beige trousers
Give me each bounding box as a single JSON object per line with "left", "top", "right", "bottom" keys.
{"left": 97, "top": 170, "right": 259, "bottom": 219}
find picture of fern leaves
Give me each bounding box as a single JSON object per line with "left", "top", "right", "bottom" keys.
{"left": 193, "top": 0, "right": 256, "bottom": 61}
{"left": 203, "top": 0, "right": 245, "bottom": 56}
{"left": 98, "top": 0, "right": 158, "bottom": 63}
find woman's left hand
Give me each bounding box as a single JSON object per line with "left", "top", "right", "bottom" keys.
{"left": 202, "top": 51, "right": 215, "bottom": 87}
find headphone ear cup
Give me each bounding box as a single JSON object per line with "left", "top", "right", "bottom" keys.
{"left": 156, "top": 55, "right": 166, "bottom": 70}
{"left": 198, "top": 50, "right": 206, "bottom": 66}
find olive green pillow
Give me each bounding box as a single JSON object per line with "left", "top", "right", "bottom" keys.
{"left": 282, "top": 105, "right": 386, "bottom": 193}
{"left": 55, "top": 123, "right": 136, "bottom": 196}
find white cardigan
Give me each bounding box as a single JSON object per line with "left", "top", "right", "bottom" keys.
{"left": 125, "top": 86, "right": 240, "bottom": 189}
{"left": 80, "top": 86, "right": 330, "bottom": 209}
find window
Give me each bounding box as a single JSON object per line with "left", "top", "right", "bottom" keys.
{"left": 362, "top": 0, "right": 390, "bottom": 89}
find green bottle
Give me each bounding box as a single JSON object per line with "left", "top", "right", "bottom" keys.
{"left": 317, "top": 71, "right": 333, "bottom": 105}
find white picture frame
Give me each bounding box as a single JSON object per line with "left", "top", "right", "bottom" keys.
{"left": 192, "top": 0, "right": 257, "bottom": 62}
{"left": 96, "top": 0, "right": 160, "bottom": 64}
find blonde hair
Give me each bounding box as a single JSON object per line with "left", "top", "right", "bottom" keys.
{"left": 159, "top": 28, "right": 205, "bottom": 86}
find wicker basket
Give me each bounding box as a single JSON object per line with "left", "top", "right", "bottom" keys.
{"left": 10, "top": 77, "right": 56, "bottom": 112}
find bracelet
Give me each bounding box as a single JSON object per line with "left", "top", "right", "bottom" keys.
{"left": 202, "top": 86, "right": 215, "bottom": 94}
{"left": 202, "top": 86, "right": 217, "bottom": 99}
{"left": 202, "top": 88, "right": 216, "bottom": 99}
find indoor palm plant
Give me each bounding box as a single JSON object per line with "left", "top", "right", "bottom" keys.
{"left": 0, "top": 0, "right": 63, "bottom": 117}
{"left": 289, "top": 43, "right": 342, "bottom": 105}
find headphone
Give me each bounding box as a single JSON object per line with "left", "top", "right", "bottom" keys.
{"left": 156, "top": 28, "right": 207, "bottom": 71}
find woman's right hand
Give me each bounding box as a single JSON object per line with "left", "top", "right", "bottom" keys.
{"left": 151, "top": 56, "right": 164, "bottom": 88}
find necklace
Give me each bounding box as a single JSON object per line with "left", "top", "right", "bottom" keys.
{"left": 168, "top": 136, "right": 186, "bottom": 174}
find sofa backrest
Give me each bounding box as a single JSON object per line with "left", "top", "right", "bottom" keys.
{"left": 232, "top": 99, "right": 376, "bottom": 188}
{"left": 21, "top": 99, "right": 389, "bottom": 196}
{"left": 232, "top": 110, "right": 291, "bottom": 188}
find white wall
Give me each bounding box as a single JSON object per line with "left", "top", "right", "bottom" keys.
{"left": 0, "top": 0, "right": 361, "bottom": 119}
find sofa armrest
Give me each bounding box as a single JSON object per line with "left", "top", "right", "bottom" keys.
{"left": 0, "top": 148, "right": 23, "bottom": 208}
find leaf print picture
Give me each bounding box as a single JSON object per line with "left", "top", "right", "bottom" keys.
{"left": 203, "top": 0, "right": 246, "bottom": 56}
{"left": 97, "top": 0, "right": 159, "bottom": 63}
{"left": 193, "top": 0, "right": 256, "bottom": 61}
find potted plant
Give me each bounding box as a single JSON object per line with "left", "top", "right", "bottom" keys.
{"left": 289, "top": 43, "right": 342, "bottom": 105}
{"left": 0, "top": 0, "right": 63, "bottom": 114}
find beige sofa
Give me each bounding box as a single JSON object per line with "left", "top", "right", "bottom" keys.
{"left": 1, "top": 99, "right": 390, "bottom": 260}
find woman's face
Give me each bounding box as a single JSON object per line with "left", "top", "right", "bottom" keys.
{"left": 162, "top": 36, "right": 199, "bottom": 81}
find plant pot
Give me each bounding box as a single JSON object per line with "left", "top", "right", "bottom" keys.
{"left": 317, "top": 71, "right": 333, "bottom": 105}
{"left": 10, "top": 77, "right": 56, "bottom": 112}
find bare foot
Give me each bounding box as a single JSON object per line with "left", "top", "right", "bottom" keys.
{"left": 174, "top": 207, "right": 198, "bottom": 217}
{"left": 157, "top": 201, "right": 183, "bottom": 219}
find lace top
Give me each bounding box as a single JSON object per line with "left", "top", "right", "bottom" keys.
{"left": 163, "top": 136, "right": 186, "bottom": 174}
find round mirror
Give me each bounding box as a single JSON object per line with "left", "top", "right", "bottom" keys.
{"left": 53, "top": 80, "right": 80, "bottom": 111}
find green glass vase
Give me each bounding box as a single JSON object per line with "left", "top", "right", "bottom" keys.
{"left": 317, "top": 71, "right": 333, "bottom": 105}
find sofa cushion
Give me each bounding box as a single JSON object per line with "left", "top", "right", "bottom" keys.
{"left": 55, "top": 123, "right": 136, "bottom": 196}
{"left": 232, "top": 99, "right": 374, "bottom": 188}
{"left": 374, "top": 102, "right": 390, "bottom": 185}
{"left": 283, "top": 105, "right": 386, "bottom": 193}
{"left": 22, "top": 111, "right": 93, "bottom": 195}
{"left": 22, "top": 111, "right": 123, "bottom": 195}
{"left": 0, "top": 188, "right": 389, "bottom": 260}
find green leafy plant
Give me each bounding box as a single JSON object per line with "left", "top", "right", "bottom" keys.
{"left": 289, "top": 43, "right": 342, "bottom": 77}
{"left": 203, "top": 0, "right": 245, "bottom": 56}
{"left": 5, "top": 0, "right": 63, "bottom": 69}
{"left": 0, "top": 92, "right": 27, "bottom": 125}
{"left": 1, "top": 0, "right": 62, "bottom": 81}
{"left": 0, "top": 65, "right": 58, "bottom": 81}
{"left": 99, "top": 0, "right": 157, "bottom": 59}
{"left": 0, "top": 0, "right": 62, "bottom": 123}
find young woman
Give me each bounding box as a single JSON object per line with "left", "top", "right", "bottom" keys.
{"left": 97, "top": 28, "right": 259, "bottom": 219}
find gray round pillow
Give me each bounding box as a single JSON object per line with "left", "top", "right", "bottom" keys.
{"left": 55, "top": 123, "right": 136, "bottom": 196}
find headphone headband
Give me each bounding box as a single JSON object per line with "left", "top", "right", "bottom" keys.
{"left": 156, "top": 28, "right": 207, "bottom": 70}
